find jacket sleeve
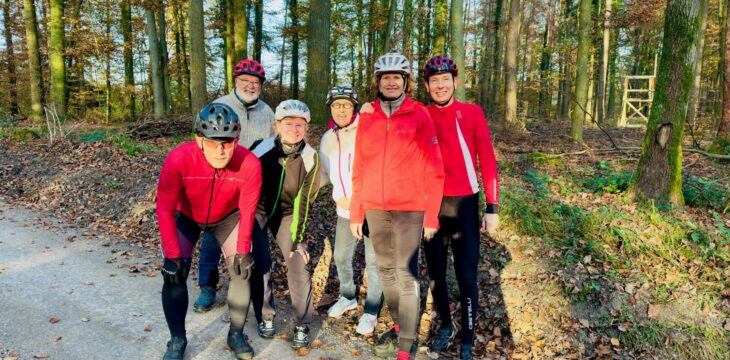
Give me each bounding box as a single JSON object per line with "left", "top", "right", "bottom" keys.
{"left": 290, "top": 152, "right": 322, "bottom": 243}
{"left": 156, "top": 152, "right": 183, "bottom": 259}
{"left": 236, "top": 153, "right": 262, "bottom": 254}
{"left": 474, "top": 108, "right": 499, "bottom": 212}
{"left": 349, "top": 117, "right": 366, "bottom": 224}
{"left": 317, "top": 132, "right": 332, "bottom": 188}
{"left": 419, "top": 107, "right": 445, "bottom": 229}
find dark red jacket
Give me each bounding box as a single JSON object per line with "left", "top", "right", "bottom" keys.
{"left": 350, "top": 96, "right": 445, "bottom": 228}
{"left": 156, "top": 142, "right": 262, "bottom": 258}
{"left": 427, "top": 100, "right": 499, "bottom": 207}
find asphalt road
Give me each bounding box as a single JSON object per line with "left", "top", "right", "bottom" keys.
{"left": 0, "top": 202, "right": 381, "bottom": 360}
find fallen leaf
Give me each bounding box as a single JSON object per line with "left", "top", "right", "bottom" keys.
{"left": 53, "top": 335, "right": 63, "bottom": 342}
{"left": 81, "top": 317, "right": 90, "bottom": 322}
{"left": 49, "top": 317, "right": 60, "bottom": 324}
{"left": 296, "top": 347, "right": 310, "bottom": 356}
{"left": 311, "top": 339, "right": 323, "bottom": 349}
{"left": 109, "top": 272, "right": 118, "bottom": 277}
{"left": 131, "top": 312, "right": 143, "bottom": 317}
{"left": 610, "top": 338, "right": 620, "bottom": 346}
{"left": 144, "top": 323, "right": 153, "bottom": 332}
{"left": 486, "top": 341, "right": 496, "bottom": 351}
{"left": 647, "top": 304, "right": 659, "bottom": 319}
{"left": 349, "top": 348, "right": 360, "bottom": 356}
{"left": 33, "top": 355, "right": 49, "bottom": 359}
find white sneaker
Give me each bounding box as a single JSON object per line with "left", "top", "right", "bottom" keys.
{"left": 355, "top": 313, "right": 377, "bottom": 335}
{"left": 327, "top": 296, "right": 358, "bottom": 318}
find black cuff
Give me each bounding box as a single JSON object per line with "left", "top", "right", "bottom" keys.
{"left": 484, "top": 204, "right": 499, "bottom": 214}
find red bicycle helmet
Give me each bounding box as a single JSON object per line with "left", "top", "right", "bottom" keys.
{"left": 423, "top": 55, "right": 458, "bottom": 80}
{"left": 233, "top": 59, "right": 266, "bottom": 81}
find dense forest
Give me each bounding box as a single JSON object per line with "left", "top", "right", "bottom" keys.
{"left": 1, "top": 0, "right": 730, "bottom": 358}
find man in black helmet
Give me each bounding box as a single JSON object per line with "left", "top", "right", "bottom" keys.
{"left": 156, "top": 103, "right": 262, "bottom": 360}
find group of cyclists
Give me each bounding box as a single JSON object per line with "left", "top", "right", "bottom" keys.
{"left": 155, "top": 52, "right": 499, "bottom": 360}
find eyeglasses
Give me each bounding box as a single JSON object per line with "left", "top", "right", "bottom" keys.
{"left": 236, "top": 78, "right": 261, "bottom": 88}
{"left": 202, "top": 138, "right": 237, "bottom": 150}
{"left": 331, "top": 103, "right": 354, "bottom": 110}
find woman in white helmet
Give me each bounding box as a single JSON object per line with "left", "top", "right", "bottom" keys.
{"left": 248, "top": 99, "right": 322, "bottom": 351}
{"left": 350, "top": 53, "right": 445, "bottom": 360}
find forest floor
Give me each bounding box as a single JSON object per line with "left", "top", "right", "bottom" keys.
{"left": 1, "top": 117, "right": 729, "bottom": 360}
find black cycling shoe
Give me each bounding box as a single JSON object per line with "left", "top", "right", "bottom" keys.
{"left": 162, "top": 336, "right": 187, "bottom": 360}
{"left": 257, "top": 319, "right": 276, "bottom": 338}
{"left": 291, "top": 325, "right": 310, "bottom": 349}
{"left": 430, "top": 324, "right": 455, "bottom": 351}
{"left": 460, "top": 344, "right": 473, "bottom": 360}
{"left": 227, "top": 331, "right": 254, "bottom": 360}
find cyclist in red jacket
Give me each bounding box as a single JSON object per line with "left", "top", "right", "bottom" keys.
{"left": 422, "top": 55, "right": 499, "bottom": 360}
{"left": 350, "top": 52, "right": 445, "bottom": 360}
{"left": 156, "top": 103, "right": 262, "bottom": 360}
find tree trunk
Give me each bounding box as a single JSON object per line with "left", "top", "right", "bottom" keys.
{"left": 173, "top": 6, "right": 191, "bottom": 112}
{"left": 537, "top": 0, "right": 554, "bottom": 119}
{"left": 433, "top": 0, "right": 447, "bottom": 55}
{"left": 686, "top": 0, "right": 708, "bottom": 127}
{"left": 146, "top": 8, "right": 165, "bottom": 119}
{"left": 381, "top": 0, "right": 396, "bottom": 53}
{"left": 157, "top": 0, "right": 171, "bottom": 112}
{"left": 402, "top": 0, "right": 413, "bottom": 58}
{"left": 571, "top": 0, "right": 591, "bottom": 142}
{"left": 720, "top": 0, "right": 730, "bottom": 143}
{"left": 596, "top": 0, "right": 611, "bottom": 124}
{"left": 356, "top": 0, "right": 365, "bottom": 93}
{"left": 121, "top": 0, "right": 136, "bottom": 121}
{"left": 478, "top": 0, "right": 493, "bottom": 112}
{"left": 504, "top": 0, "right": 522, "bottom": 130}
{"left": 225, "top": 0, "right": 234, "bottom": 91}
{"left": 49, "top": 0, "right": 66, "bottom": 116}
{"left": 253, "top": 0, "right": 263, "bottom": 62}
{"left": 189, "top": 0, "right": 207, "bottom": 112}
{"left": 104, "top": 0, "right": 112, "bottom": 123}
{"left": 23, "top": 0, "right": 43, "bottom": 121}
{"left": 233, "top": 0, "right": 248, "bottom": 62}
{"left": 305, "top": 0, "right": 330, "bottom": 124}
{"left": 290, "top": 0, "right": 299, "bottom": 98}
{"left": 3, "top": 0, "right": 18, "bottom": 116}
{"left": 606, "top": 23, "right": 619, "bottom": 122}
{"left": 490, "top": 0, "right": 504, "bottom": 113}
{"left": 629, "top": 0, "right": 701, "bottom": 206}
{"left": 557, "top": 0, "right": 573, "bottom": 121}
{"left": 449, "top": 0, "right": 465, "bottom": 101}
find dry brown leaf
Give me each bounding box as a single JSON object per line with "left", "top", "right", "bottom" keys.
{"left": 144, "top": 323, "right": 153, "bottom": 332}
{"left": 49, "top": 317, "right": 60, "bottom": 324}
{"left": 53, "top": 335, "right": 63, "bottom": 342}
{"left": 647, "top": 303, "right": 660, "bottom": 319}
{"left": 33, "top": 355, "right": 49, "bottom": 359}
{"left": 296, "top": 347, "right": 310, "bottom": 356}
{"left": 310, "top": 339, "right": 323, "bottom": 349}
{"left": 350, "top": 348, "right": 361, "bottom": 356}
{"left": 610, "top": 338, "right": 620, "bottom": 346}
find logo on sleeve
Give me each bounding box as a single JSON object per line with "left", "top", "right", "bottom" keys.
{"left": 431, "top": 137, "right": 439, "bottom": 144}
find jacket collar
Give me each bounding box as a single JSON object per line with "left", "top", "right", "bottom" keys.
{"left": 373, "top": 95, "right": 417, "bottom": 117}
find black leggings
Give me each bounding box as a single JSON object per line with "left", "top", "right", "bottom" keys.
{"left": 423, "top": 194, "right": 480, "bottom": 345}
{"left": 161, "top": 211, "right": 251, "bottom": 338}
{"left": 367, "top": 210, "right": 423, "bottom": 352}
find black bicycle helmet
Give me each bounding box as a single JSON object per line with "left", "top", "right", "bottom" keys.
{"left": 195, "top": 103, "right": 241, "bottom": 140}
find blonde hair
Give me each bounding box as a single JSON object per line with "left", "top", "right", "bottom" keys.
{"left": 371, "top": 73, "right": 416, "bottom": 98}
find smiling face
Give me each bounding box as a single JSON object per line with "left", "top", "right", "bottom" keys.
{"left": 330, "top": 99, "right": 355, "bottom": 127}
{"left": 275, "top": 117, "right": 308, "bottom": 144}
{"left": 378, "top": 72, "right": 406, "bottom": 99}
{"left": 234, "top": 74, "right": 262, "bottom": 103}
{"left": 196, "top": 135, "right": 238, "bottom": 169}
{"left": 425, "top": 72, "right": 456, "bottom": 106}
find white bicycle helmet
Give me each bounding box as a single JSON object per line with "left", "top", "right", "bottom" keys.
{"left": 374, "top": 53, "right": 411, "bottom": 76}
{"left": 275, "top": 99, "right": 311, "bottom": 122}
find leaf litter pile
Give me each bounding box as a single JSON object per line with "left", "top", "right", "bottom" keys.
{"left": 1, "top": 122, "right": 729, "bottom": 359}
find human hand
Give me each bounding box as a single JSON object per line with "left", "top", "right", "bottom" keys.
{"left": 423, "top": 227, "right": 438, "bottom": 240}
{"left": 360, "top": 102, "right": 375, "bottom": 114}
{"left": 481, "top": 214, "right": 499, "bottom": 235}
{"left": 161, "top": 257, "right": 187, "bottom": 284}
{"left": 350, "top": 223, "right": 363, "bottom": 239}
{"left": 335, "top": 197, "right": 351, "bottom": 210}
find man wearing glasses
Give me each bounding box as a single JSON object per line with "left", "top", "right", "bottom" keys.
{"left": 192, "top": 59, "right": 275, "bottom": 315}
{"left": 157, "top": 103, "right": 261, "bottom": 360}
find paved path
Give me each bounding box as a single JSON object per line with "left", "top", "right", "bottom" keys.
{"left": 0, "top": 202, "right": 385, "bottom": 360}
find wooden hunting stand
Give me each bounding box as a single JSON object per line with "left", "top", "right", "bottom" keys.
{"left": 619, "top": 55, "right": 658, "bottom": 127}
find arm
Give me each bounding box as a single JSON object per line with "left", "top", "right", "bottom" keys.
{"left": 419, "top": 108, "right": 445, "bottom": 230}
{"left": 474, "top": 109, "right": 499, "bottom": 211}
{"left": 236, "top": 154, "right": 263, "bottom": 254}
{"left": 317, "top": 132, "right": 332, "bottom": 188}
{"left": 156, "top": 153, "right": 183, "bottom": 259}
{"left": 349, "top": 118, "right": 366, "bottom": 225}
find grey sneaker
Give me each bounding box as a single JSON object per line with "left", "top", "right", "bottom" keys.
{"left": 193, "top": 286, "right": 216, "bottom": 313}
{"left": 257, "top": 319, "right": 276, "bottom": 338}
{"left": 291, "top": 325, "right": 310, "bottom": 349}
{"left": 327, "top": 296, "right": 358, "bottom": 318}
{"left": 227, "top": 331, "right": 254, "bottom": 360}
{"left": 162, "top": 336, "right": 187, "bottom": 360}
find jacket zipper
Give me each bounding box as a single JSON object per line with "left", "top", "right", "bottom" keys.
{"left": 268, "top": 157, "right": 287, "bottom": 217}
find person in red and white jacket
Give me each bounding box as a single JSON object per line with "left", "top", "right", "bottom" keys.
{"left": 422, "top": 55, "right": 499, "bottom": 360}
{"left": 350, "top": 53, "right": 445, "bottom": 360}
{"left": 155, "top": 103, "right": 261, "bottom": 360}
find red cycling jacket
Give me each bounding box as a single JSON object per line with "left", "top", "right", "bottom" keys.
{"left": 427, "top": 100, "right": 499, "bottom": 208}
{"left": 156, "top": 142, "right": 262, "bottom": 258}
{"left": 350, "top": 96, "right": 445, "bottom": 228}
